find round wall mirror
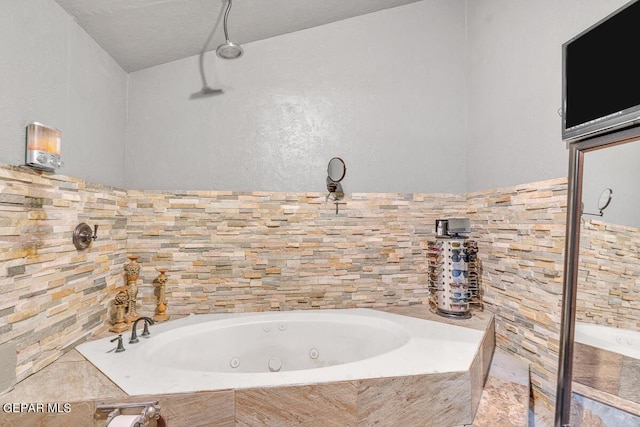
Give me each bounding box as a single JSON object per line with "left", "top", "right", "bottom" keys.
{"left": 597, "top": 188, "right": 613, "bottom": 212}
{"left": 327, "top": 157, "right": 346, "bottom": 183}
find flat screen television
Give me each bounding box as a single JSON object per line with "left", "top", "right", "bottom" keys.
{"left": 562, "top": 0, "right": 640, "bottom": 142}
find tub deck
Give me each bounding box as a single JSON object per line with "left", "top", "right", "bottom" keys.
{"left": 76, "top": 308, "right": 484, "bottom": 396}
{"left": 0, "top": 306, "right": 497, "bottom": 426}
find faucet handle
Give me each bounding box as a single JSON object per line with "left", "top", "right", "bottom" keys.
{"left": 110, "top": 334, "right": 125, "bottom": 352}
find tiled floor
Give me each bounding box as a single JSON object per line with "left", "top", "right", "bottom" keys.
{"left": 0, "top": 349, "right": 125, "bottom": 403}
{"left": 468, "top": 348, "right": 530, "bottom": 427}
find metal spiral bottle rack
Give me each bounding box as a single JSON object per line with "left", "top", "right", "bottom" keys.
{"left": 427, "top": 238, "right": 481, "bottom": 318}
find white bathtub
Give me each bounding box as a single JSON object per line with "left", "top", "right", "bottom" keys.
{"left": 77, "top": 308, "right": 484, "bottom": 396}
{"left": 575, "top": 322, "right": 640, "bottom": 359}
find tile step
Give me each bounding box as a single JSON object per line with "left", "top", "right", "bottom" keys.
{"left": 467, "top": 348, "right": 531, "bottom": 427}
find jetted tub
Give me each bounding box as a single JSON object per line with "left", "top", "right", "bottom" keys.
{"left": 575, "top": 322, "right": 640, "bottom": 359}
{"left": 77, "top": 308, "right": 485, "bottom": 396}
{"left": 573, "top": 322, "right": 640, "bottom": 404}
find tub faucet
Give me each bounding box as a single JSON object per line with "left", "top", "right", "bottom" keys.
{"left": 129, "top": 317, "right": 154, "bottom": 344}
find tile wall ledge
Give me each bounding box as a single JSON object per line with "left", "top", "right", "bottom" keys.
{"left": 572, "top": 381, "right": 640, "bottom": 418}
{"left": 0, "top": 164, "right": 124, "bottom": 190}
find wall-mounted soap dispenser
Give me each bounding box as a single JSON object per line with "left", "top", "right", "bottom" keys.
{"left": 25, "top": 122, "right": 62, "bottom": 172}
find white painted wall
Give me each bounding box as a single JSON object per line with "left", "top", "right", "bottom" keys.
{"left": 466, "top": 0, "right": 631, "bottom": 192}
{"left": 3, "top": 0, "right": 635, "bottom": 194}
{"left": 0, "top": 0, "right": 128, "bottom": 188}
{"left": 125, "top": 0, "right": 467, "bottom": 193}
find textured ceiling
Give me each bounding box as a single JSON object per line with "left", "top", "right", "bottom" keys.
{"left": 54, "top": 0, "right": 423, "bottom": 72}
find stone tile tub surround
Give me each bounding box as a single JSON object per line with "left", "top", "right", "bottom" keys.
{"left": 570, "top": 391, "right": 640, "bottom": 427}
{"left": 466, "top": 177, "right": 567, "bottom": 414}
{"left": 0, "top": 165, "right": 128, "bottom": 386}
{"left": 573, "top": 341, "right": 640, "bottom": 404}
{"left": 0, "top": 163, "right": 567, "bottom": 418}
{"left": 126, "top": 178, "right": 569, "bottom": 414}
{"left": 0, "top": 164, "right": 462, "bottom": 390}
{"left": 0, "top": 307, "right": 495, "bottom": 427}
{"left": 124, "top": 189, "right": 466, "bottom": 314}
{"left": 128, "top": 178, "right": 567, "bottom": 411}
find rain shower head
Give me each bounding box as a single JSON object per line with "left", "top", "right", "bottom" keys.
{"left": 216, "top": 41, "right": 243, "bottom": 60}
{"left": 216, "top": 0, "right": 243, "bottom": 60}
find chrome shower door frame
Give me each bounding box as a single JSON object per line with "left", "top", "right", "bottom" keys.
{"left": 555, "top": 125, "right": 640, "bottom": 427}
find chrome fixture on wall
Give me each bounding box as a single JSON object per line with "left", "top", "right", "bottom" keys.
{"left": 190, "top": 0, "right": 243, "bottom": 99}
{"left": 216, "top": 0, "right": 243, "bottom": 60}
{"left": 326, "top": 157, "right": 346, "bottom": 214}
{"left": 72, "top": 223, "right": 98, "bottom": 250}
{"left": 25, "top": 122, "right": 62, "bottom": 172}
{"left": 326, "top": 157, "right": 346, "bottom": 194}
{"left": 190, "top": 1, "right": 227, "bottom": 99}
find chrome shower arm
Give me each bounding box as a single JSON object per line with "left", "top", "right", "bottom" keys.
{"left": 223, "top": 0, "right": 233, "bottom": 42}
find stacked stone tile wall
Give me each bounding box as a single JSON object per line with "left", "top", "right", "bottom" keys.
{"left": 577, "top": 219, "right": 640, "bottom": 330}
{"left": 466, "top": 177, "right": 568, "bottom": 409}
{"left": 125, "top": 191, "right": 466, "bottom": 315}
{"left": 0, "top": 166, "right": 128, "bottom": 382}
{"left": 1, "top": 163, "right": 571, "bottom": 416}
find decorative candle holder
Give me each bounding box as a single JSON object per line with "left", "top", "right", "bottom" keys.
{"left": 124, "top": 255, "right": 140, "bottom": 283}
{"left": 125, "top": 281, "right": 140, "bottom": 323}
{"left": 109, "top": 288, "right": 130, "bottom": 333}
{"left": 153, "top": 268, "right": 170, "bottom": 322}
{"left": 124, "top": 256, "right": 141, "bottom": 323}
